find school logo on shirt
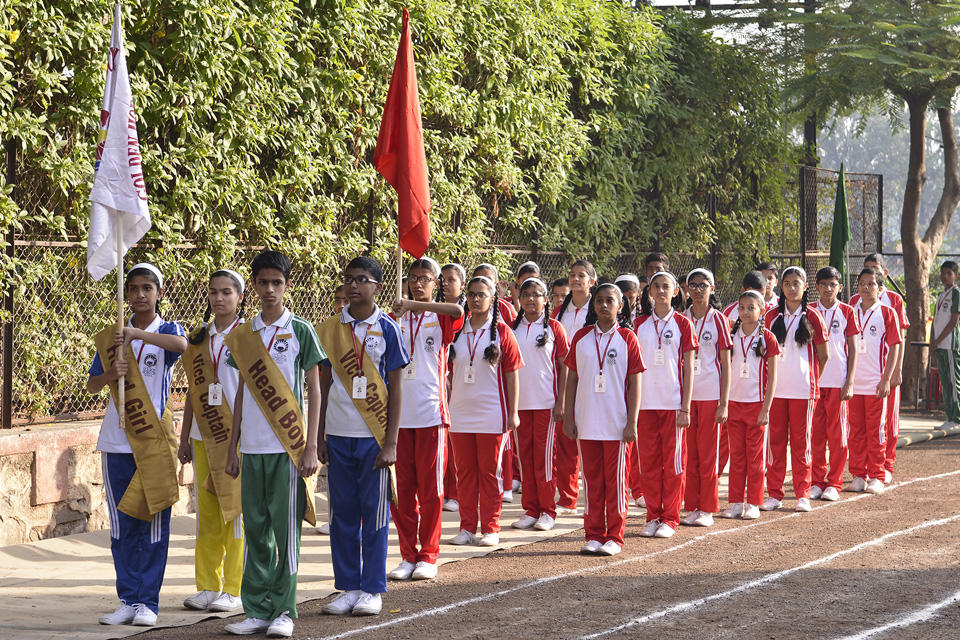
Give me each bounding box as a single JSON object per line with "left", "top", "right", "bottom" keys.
{"left": 702, "top": 330, "right": 713, "bottom": 343}
{"left": 869, "top": 325, "right": 878, "bottom": 335}
{"left": 424, "top": 336, "right": 436, "bottom": 353}
{"left": 832, "top": 319, "right": 841, "bottom": 334}
{"left": 365, "top": 335, "right": 380, "bottom": 349}
{"left": 607, "top": 348, "right": 618, "bottom": 361}
{"left": 143, "top": 352, "right": 158, "bottom": 376}
{"left": 663, "top": 329, "right": 674, "bottom": 344}
{"left": 273, "top": 338, "right": 290, "bottom": 363}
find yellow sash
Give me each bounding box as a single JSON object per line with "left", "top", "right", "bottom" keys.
{"left": 94, "top": 324, "right": 180, "bottom": 521}
{"left": 184, "top": 328, "right": 243, "bottom": 523}
{"left": 225, "top": 323, "right": 317, "bottom": 525}
{"left": 315, "top": 317, "right": 397, "bottom": 505}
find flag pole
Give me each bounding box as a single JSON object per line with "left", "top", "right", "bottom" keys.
{"left": 397, "top": 243, "right": 403, "bottom": 300}
{"left": 117, "top": 217, "right": 125, "bottom": 429}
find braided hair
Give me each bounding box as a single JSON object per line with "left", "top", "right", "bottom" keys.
{"left": 448, "top": 277, "right": 501, "bottom": 365}
{"left": 730, "top": 292, "right": 767, "bottom": 357}
{"left": 639, "top": 272, "right": 684, "bottom": 317}
{"left": 511, "top": 279, "right": 552, "bottom": 347}
{"left": 583, "top": 283, "right": 632, "bottom": 329}
{"left": 188, "top": 270, "right": 246, "bottom": 345}
{"left": 556, "top": 259, "right": 596, "bottom": 322}
{"left": 771, "top": 268, "right": 814, "bottom": 346}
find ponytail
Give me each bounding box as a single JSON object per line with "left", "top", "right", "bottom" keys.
{"left": 189, "top": 303, "right": 214, "bottom": 345}
{"left": 537, "top": 297, "right": 552, "bottom": 347}
{"left": 484, "top": 294, "right": 502, "bottom": 364}
{"left": 556, "top": 291, "right": 574, "bottom": 322}
{"left": 731, "top": 317, "right": 766, "bottom": 358}
{"left": 795, "top": 289, "right": 813, "bottom": 346}
{"left": 771, "top": 286, "right": 813, "bottom": 347}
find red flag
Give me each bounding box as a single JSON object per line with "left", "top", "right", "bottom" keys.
{"left": 373, "top": 7, "right": 431, "bottom": 259}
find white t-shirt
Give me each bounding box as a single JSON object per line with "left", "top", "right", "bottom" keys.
{"left": 851, "top": 300, "right": 902, "bottom": 396}
{"left": 190, "top": 317, "right": 244, "bottom": 441}
{"left": 683, "top": 307, "right": 732, "bottom": 402}
{"left": 850, "top": 289, "right": 909, "bottom": 330}
{"left": 765, "top": 306, "right": 828, "bottom": 400}
{"left": 515, "top": 314, "right": 570, "bottom": 411}
{"left": 395, "top": 310, "right": 462, "bottom": 428}
{"left": 933, "top": 287, "right": 960, "bottom": 351}
{"left": 564, "top": 324, "right": 645, "bottom": 441}
{"left": 633, "top": 309, "right": 697, "bottom": 411}
{"left": 90, "top": 315, "right": 186, "bottom": 454}
{"left": 814, "top": 300, "right": 860, "bottom": 389}
{"left": 729, "top": 325, "right": 781, "bottom": 404}
{"left": 552, "top": 296, "right": 591, "bottom": 345}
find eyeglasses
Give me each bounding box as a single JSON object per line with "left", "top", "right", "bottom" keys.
{"left": 520, "top": 292, "right": 544, "bottom": 299}
{"left": 343, "top": 275, "right": 380, "bottom": 286}
{"left": 466, "top": 292, "right": 490, "bottom": 300}
{"left": 407, "top": 275, "right": 436, "bottom": 285}
{"left": 686, "top": 283, "right": 711, "bottom": 292}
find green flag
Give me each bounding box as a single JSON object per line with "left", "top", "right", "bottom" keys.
{"left": 830, "top": 163, "right": 851, "bottom": 292}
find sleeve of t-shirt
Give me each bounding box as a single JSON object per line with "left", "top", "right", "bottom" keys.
{"left": 564, "top": 329, "right": 585, "bottom": 373}
{"left": 951, "top": 289, "right": 959, "bottom": 315}
{"left": 550, "top": 319, "right": 570, "bottom": 363}
{"left": 89, "top": 353, "right": 104, "bottom": 377}
{"left": 762, "top": 329, "right": 781, "bottom": 359}
{"left": 809, "top": 310, "right": 828, "bottom": 346}
{"left": 763, "top": 309, "right": 777, "bottom": 330}
{"left": 498, "top": 324, "right": 524, "bottom": 373}
{"left": 623, "top": 329, "right": 646, "bottom": 374}
{"left": 159, "top": 321, "right": 187, "bottom": 367}
{"left": 714, "top": 313, "right": 733, "bottom": 350}
{"left": 678, "top": 316, "right": 697, "bottom": 353}
{"left": 498, "top": 299, "right": 517, "bottom": 324}
{"left": 891, "top": 294, "right": 910, "bottom": 329}
{"left": 381, "top": 317, "right": 411, "bottom": 372}
{"left": 439, "top": 313, "right": 463, "bottom": 346}
{"left": 293, "top": 318, "right": 326, "bottom": 372}
{"left": 883, "top": 309, "right": 903, "bottom": 346}
{"left": 843, "top": 306, "right": 860, "bottom": 338}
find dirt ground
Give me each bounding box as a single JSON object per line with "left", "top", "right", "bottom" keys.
{"left": 140, "top": 437, "right": 960, "bottom": 640}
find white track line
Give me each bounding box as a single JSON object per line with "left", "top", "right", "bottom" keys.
{"left": 832, "top": 587, "right": 960, "bottom": 640}
{"left": 581, "top": 513, "right": 960, "bottom": 639}
{"left": 306, "top": 469, "right": 960, "bottom": 640}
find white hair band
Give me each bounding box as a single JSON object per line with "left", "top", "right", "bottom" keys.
{"left": 686, "top": 268, "right": 715, "bottom": 286}
{"left": 615, "top": 274, "right": 641, "bottom": 286}
{"left": 443, "top": 263, "right": 467, "bottom": 281}
{"left": 475, "top": 263, "right": 498, "bottom": 278}
{"left": 520, "top": 277, "right": 548, "bottom": 293}
{"left": 129, "top": 263, "right": 163, "bottom": 288}
{"left": 650, "top": 271, "right": 679, "bottom": 288}
{"left": 597, "top": 283, "right": 624, "bottom": 301}
{"left": 740, "top": 290, "right": 766, "bottom": 304}
{"left": 473, "top": 275, "right": 496, "bottom": 292}
{"left": 215, "top": 269, "right": 246, "bottom": 293}
{"left": 781, "top": 266, "right": 807, "bottom": 281}
{"left": 417, "top": 257, "right": 441, "bottom": 277}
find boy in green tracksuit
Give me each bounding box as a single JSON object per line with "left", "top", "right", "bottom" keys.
{"left": 933, "top": 261, "right": 960, "bottom": 423}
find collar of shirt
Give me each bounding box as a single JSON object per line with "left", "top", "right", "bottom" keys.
{"left": 341, "top": 304, "right": 383, "bottom": 327}
{"left": 593, "top": 323, "right": 619, "bottom": 337}
{"left": 783, "top": 305, "right": 804, "bottom": 318}
{"left": 253, "top": 308, "right": 292, "bottom": 331}
{"left": 817, "top": 300, "right": 840, "bottom": 312}
{"left": 127, "top": 314, "right": 163, "bottom": 333}
{"left": 463, "top": 315, "right": 493, "bottom": 334}
{"left": 571, "top": 297, "right": 591, "bottom": 313}
{"left": 209, "top": 316, "right": 242, "bottom": 337}
{"left": 520, "top": 312, "right": 545, "bottom": 326}
{"left": 737, "top": 323, "right": 762, "bottom": 341}
{"left": 857, "top": 299, "right": 883, "bottom": 313}
{"left": 654, "top": 308, "right": 675, "bottom": 323}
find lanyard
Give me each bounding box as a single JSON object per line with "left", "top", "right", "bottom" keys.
{"left": 857, "top": 306, "right": 877, "bottom": 337}
{"left": 739, "top": 326, "right": 759, "bottom": 362}
{"left": 466, "top": 328, "right": 487, "bottom": 366}
{"left": 210, "top": 317, "right": 241, "bottom": 383}
{"left": 349, "top": 322, "right": 369, "bottom": 376}
{"left": 819, "top": 303, "right": 839, "bottom": 339}
{"left": 941, "top": 286, "right": 957, "bottom": 309}
{"left": 135, "top": 342, "right": 147, "bottom": 364}
{"left": 407, "top": 312, "right": 427, "bottom": 357}
{"left": 653, "top": 310, "right": 672, "bottom": 348}
{"left": 594, "top": 328, "right": 616, "bottom": 374}
{"left": 782, "top": 312, "right": 800, "bottom": 343}
{"left": 266, "top": 325, "right": 283, "bottom": 353}
{"left": 691, "top": 309, "right": 710, "bottom": 356}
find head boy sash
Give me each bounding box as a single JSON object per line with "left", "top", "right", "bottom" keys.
{"left": 225, "top": 322, "right": 317, "bottom": 525}
{"left": 315, "top": 316, "right": 398, "bottom": 506}
{"left": 184, "top": 327, "right": 242, "bottom": 522}
{"left": 94, "top": 324, "right": 179, "bottom": 521}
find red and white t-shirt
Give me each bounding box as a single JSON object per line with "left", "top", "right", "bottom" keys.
{"left": 814, "top": 300, "right": 860, "bottom": 389}
{"left": 552, "top": 296, "right": 592, "bottom": 343}
{"left": 393, "top": 310, "right": 464, "bottom": 428}
{"left": 729, "top": 325, "right": 781, "bottom": 404}
{"left": 564, "top": 324, "right": 645, "bottom": 441}
{"left": 633, "top": 309, "right": 698, "bottom": 411}
{"left": 764, "top": 306, "right": 828, "bottom": 400}
{"left": 498, "top": 298, "right": 517, "bottom": 324}
{"left": 850, "top": 289, "right": 909, "bottom": 330}
{"left": 448, "top": 318, "right": 524, "bottom": 434}
{"left": 515, "top": 314, "right": 570, "bottom": 411}
{"left": 851, "top": 300, "right": 902, "bottom": 396}
{"left": 683, "top": 307, "right": 732, "bottom": 402}
{"left": 722, "top": 298, "right": 777, "bottom": 323}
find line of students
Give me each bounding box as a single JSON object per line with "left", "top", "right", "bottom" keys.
{"left": 88, "top": 250, "right": 907, "bottom": 634}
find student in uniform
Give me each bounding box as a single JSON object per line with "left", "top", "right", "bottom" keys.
{"left": 932, "top": 261, "right": 960, "bottom": 423}
{"left": 756, "top": 261, "right": 780, "bottom": 309}
{"left": 762, "top": 267, "right": 829, "bottom": 513}
{"left": 615, "top": 274, "right": 642, "bottom": 323}
{"left": 634, "top": 272, "right": 697, "bottom": 539}
{"left": 722, "top": 271, "right": 772, "bottom": 323}
{"left": 643, "top": 252, "right": 669, "bottom": 278}
{"left": 720, "top": 291, "right": 779, "bottom": 520}
{"left": 811, "top": 267, "right": 859, "bottom": 502}
{"left": 440, "top": 263, "right": 467, "bottom": 512}
{"left": 89, "top": 263, "right": 187, "bottom": 627}
{"left": 333, "top": 285, "right": 348, "bottom": 315}
{"left": 564, "top": 284, "right": 644, "bottom": 556}
{"left": 387, "top": 258, "right": 464, "bottom": 582}
{"left": 552, "top": 278, "right": 571, "bottom": 310}
{"left": 511, "top": 277, "right": 569, "bottom": 532}
{"left": 615, "top": 274, "right": 644, "bottom": 506}
{"left": 680, "top": 269, "right": 731, "bottom": 527}
{"left": 848, "top": 267, "right": 902, "bottom": 495}
{"left": 552, "top": 260, "right": 598, "bottom": 514}
{"left": 509, "top": 261, "right": 541, "bottom": 314}
{"left": 177, "top": 269, "right": 246, "bottom": 613}
{"left": 472, "top": 263, "right": 518, "bottom": 324}
{"left": 447, "top": 276, "right": 523, "bottom": 546}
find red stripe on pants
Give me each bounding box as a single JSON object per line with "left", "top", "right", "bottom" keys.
{"left": 637, "top": 409, "right": 685, "bottom": 528}
{"left": 766, "top": 398, "right": 814, "bottom": 501}
{"left": 848, "top": 394, "right": 886, "bottom": 481}
{"left": 554, "top": 424, "right": 580, "bottom": 509}
{"left": 684, "top": 399, "right": 720, "bottom": 513}
{"left": 517, "top": 409, "right": 557, "bottom": 518}
{"left": 625, "top": 442, "right": 643, "bottom": 500}
{"left": 727, "top": 401, "right": 766, "bottom": 506}
{"left": 451, "top": 432, "right": 505, "bottom": 534}
{"left": 811, "top": 387, "right": 848, "bottom": 491}
{"left": 391, "top": 426, "right": 445, "bottom": 564}
{"left": 884, "top": 386, "right": 900, "bottom": 473}
{"left": 443, "top": 430, "right": 458, "bottom": 501}
{"left": 577, "top": 439, "right": 627, "bottom": 546}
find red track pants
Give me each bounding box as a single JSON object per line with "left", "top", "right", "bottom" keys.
{"left": 443, "top": 430, "right": 457, "bottom": 501}
{"left": 884, "top": 386, "right": 900, "bottom": 474}
{"left": 811, "top": 388, "right": 848, "bottom": 491}
{"left": 718, "top": 422, "right": 730, "bottom": 477}
{"left": 451, "top": 432, "right": 506, "bottom": 534}
{"left": 848, "top": 394, "right": 887, "bottom": 481}
{"left": 637, "top": 409, "right": 686, "bottom": 529}
{"left": 578, "top": 439, "right": 628, "bottom": 546}
{"left": 684, "top": 400, "right": 720, "bottom": 513}
{"left": 517, "top": 410, "right": 557, "bottom": 519}
{"left": 625, "top": 442, "right": 643, "bottom": 501}
{"left": 727, "top": 401, "right": 767, "bottom": 506}
{"left": 554, "top": 424, "right": 581, "bottom": 510}
{"left": 766, "top": 398, "right": 814, "bottom": 501}
{"left": 391, "top": 426, "right": 445, "bottom": 564}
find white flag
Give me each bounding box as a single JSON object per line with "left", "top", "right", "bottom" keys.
{"left": 87, "top": 3, "right": 151, "bottom": 281}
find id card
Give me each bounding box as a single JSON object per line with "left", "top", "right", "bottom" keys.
{"left": 594, "top": 374, "right": 607, "bottom": 394}
{"left": 465, "top": 366, "right": 477, "bottom": 384}
{"left": 403, "top": 360, "right": 417, "bottom": 380}
{"left": 208, "top": 382, "right": 223, "bottom": 406}
{"left": 654, "top": 348, "right": 665, "bottom": 366}
{"left": 352, "top": 375, "right": 368, "bottom": 399}
{"left": 693, "top": 358, "right": 702, "bottom": 376}
{"left": 857, "top": 336, "right": 867, "bottom": 354}
{"left": 739, "top": 362, "right": 750, "bottom": 379}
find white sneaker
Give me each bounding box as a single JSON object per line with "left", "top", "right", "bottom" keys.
{"left": 533, "top": 514, "right": 556, "bottom": 531}
{"left": 654, "top": 522, "right": 676, "bottom": 538}
{"left": 478, "top": 532, "right": 499, "bottom": 546}
{"left": 821, "top": 487, "right": 840, "bottom": 501}
{"left": 183, "top": 590, "right": 221, "bottom": 610}
{"left": 865, "top": 478, "right": 885, "bottom": 494}
{"left": 443, "top": 499, "right": 460, "bottom": 512}
{"left": 352, "top": 592, "right": 382, "bottom": 616}
{"left": 388, "top": 560, "right": 416, "bottom": 581}
{"left": 580, "top": 540, "right": 603, "bottom": 555}
{"left": 267, "top": 612, "right": 294, "bottom": 637}
{"left": 809, "top": 486, "right": 824, "bottom": 500}
{"left": 511, "top": 515, "right": 538, "bottom": 529}
{"left": 556, "top": 506, "right": 579, "bottom": 515}
{"left": 209, "top": 593, "right": 243, "bottom": 612}
{"left": 512, "top": 479, "right": 522, "bottom": 492}
{"left": 502, "top": 490, "right": 515, "bottom": 503}
{"left": 321, "top": 590, "right": 361, "bottom": 615}
{"left": 741, "top": 504, "right": 761, "bottom": 519}
{"left": 692, "top": 512, "right": 714, "bottom": 527}
{"left": 449, "top": 529, "right": 477, "bottom": 545}
{"left": 132, "top": 604, "right": 157, "bottom": 626}
{"left": 640, "top": 519, "right": 661, "bottom": 537}
{"left": 884, "top": 470, "right": 893, "bottom": 483}
{"left": 99, "top": 603, "right": 138, "bottom": 625}
{"left": 720, "top": 503, "right": 743, "bottom": 519}
{"left": 760, "top": 497, "right": 782, "bottom": 511}
{"left": 680, "top": 511, "right": 700, "bottom": 526}
{"left": 635, "top": 496, "right": 647, "bottom": 509}
{"left": 317, "top": 522, "right": 330, "bottom": 535}
{"left": 849, "top": 477, "right": 867, "bottom": 492}
{"left": 411, "top": 561, "right": 438, "bottom": 580}
{"left": 225, "top": 616, "right": 271, "bottom": 635}
{"left": 597, "top": 540, "right": 622, "bottom": 556}
{"left": 795, "top": 498, "right": 812, "bottom": 512}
